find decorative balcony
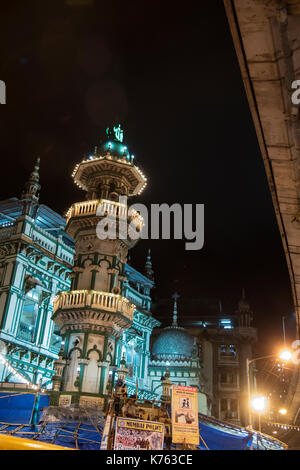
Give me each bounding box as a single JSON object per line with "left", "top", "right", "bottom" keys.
{"left": 71, "top": 154, "right": 147, "bottom": 196}
{"left": 53, "top": 290, "right": 135, "bottom": 326}
{"left": 16, "top": 322, "right": 36, "bottom": 343}
{"left": 218, "top": 381, "right": 239, "bottom": 391}
{"left": 0, "top": 224, "right": 16, "bottom": 241}
{"left": 65, "top": 199, "right": 143, "bottom": 232}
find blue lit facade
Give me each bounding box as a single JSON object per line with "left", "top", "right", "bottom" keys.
{"left": 118, "top": 262, "right": 161, "bottom": 399}
{"left": 0, "top": 159, "right": 75, "bottom": 386}
{"left": 0, "top": 136, "right": 256, "bottom": 426}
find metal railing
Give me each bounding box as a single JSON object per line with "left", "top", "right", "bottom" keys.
{"left": 16, "top": 322, "right": 35, "bottom": 343}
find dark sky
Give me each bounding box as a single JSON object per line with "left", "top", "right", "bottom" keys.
{"left": 0, "top": 0, "right": 295, "bottom": 354}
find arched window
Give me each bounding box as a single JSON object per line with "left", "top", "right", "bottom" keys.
{"left": 17, "top": 290, "right": 39, "bottom": 343}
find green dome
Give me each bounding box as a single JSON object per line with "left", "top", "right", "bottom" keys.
{"left": 96, "top": 124, "right": 135, "bottom": 163}
{"left": 152, "top": 326, "right": 194, "bottom": 360}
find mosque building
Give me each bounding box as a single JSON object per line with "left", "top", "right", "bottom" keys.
{"left": 0, "top": 158, "right": 74, "bottom": 386}
{"left": 0, "top": 126, "right": 257, "bottom": 425}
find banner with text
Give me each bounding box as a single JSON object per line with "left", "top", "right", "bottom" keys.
{"left": 113, "top": 417, "right": 164, "bottom": 450}
{"left": 171, "top": 385, "right": 199, "bottom": 445}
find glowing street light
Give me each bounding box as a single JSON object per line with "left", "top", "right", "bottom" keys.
{"left": 251, "top": 396, "right": 267, "bottom": 413}
{"left": 251, "top": 396, "right": 267, "bottom": 433}
{"left": 279, "top": 349, "right": 292, "bottom": 362}
{"left": 279, "top": 408, "right": 287, "bottom": 416}
{"left": 246, "top": 347, "right": 293, "bottom": 429}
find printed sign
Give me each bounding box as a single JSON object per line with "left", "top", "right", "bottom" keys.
{"left": 171, "top": 385, "right": 199, "bottom": 445}
{"left": 114, "top": 417, "right": 164, "bottom": 450}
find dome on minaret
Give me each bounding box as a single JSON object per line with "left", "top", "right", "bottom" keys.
{"left": 97, "top": 124, "right": 131, "bottom": 160}
{"left": 151, "top": 293, "right": 195, "bottom": 360}
{"left": 71, "top": 124, "right": 147, "bottom": 196}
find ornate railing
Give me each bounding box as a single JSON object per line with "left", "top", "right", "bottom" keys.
{"left": 16, "top": 322, "right": 35, "bottom": 343}
{"left": 0, "top": 224, "right": 16, "bottom": 240}
{"left": 65, "top": 199, "right": 143, "bottom": 230}
{"left": 53, "top": 290, "right": 135, "bottom": 321}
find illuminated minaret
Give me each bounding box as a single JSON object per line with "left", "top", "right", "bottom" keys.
{"left": 51, "top": 125, "right": 147, "bottom": 408}
{"left": 21, "top": 157, "right": 41, "bottom": 216}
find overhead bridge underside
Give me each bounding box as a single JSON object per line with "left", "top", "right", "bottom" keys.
{"left": 223, "top": 0, "right": 300, "bottom": 420}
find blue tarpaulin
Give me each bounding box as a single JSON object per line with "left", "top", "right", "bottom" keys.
{"left": 0, "top": 393, "right": 286, "bottom": 450}
{"left": 197, "top": 419, "right": 253, "bottom": 450}
{"left": 0, "top": 392, "right": 49, "bottom": 423}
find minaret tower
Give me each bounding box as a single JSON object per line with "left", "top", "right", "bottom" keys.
{"left": 21, "top": 157, "right": 41, "bottom": 216}
{"left": 144, "top": 248, "right": 154, "bottom": 281}
{"left": 51, "top": 125, "right": 147, "bottom": 409}
{"left": 171, "top": 292, "right": 180, "bottom": 327}
{"left": 236, "top": 288, "right": 253, "bottom": 327}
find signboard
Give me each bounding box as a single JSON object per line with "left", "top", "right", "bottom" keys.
{"left": 114, "top": 417, "right": 164, "bottom": 450}
{"left": 171, "top": 385, "right": 199, "bottom": 445}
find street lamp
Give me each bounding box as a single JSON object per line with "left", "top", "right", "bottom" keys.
{"left": 279, "top": 349, "right": 292, "bottom": 362}
{"left": 251, "top": 396, "right": 267, "bottom": 412}
{"left": 278, "top": 408, "right": 287, "bottom": 416}
{"left": 251, "top": 396, "right": 267, "bottom": 432}
{"left": 246, "top": 348, "right": 292, "bottom": 429}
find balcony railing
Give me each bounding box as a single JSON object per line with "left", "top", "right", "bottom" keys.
{"left": 16, "top": 322, "right": 35, "bottom": 343}
{"left": 219, "top": 382, "right": 239, "bottom": 391}
{"left": 65, "top": 199, "right": 143, "bottom": 230}
{"left": 0, "top": 224, "right": 16, "bottom": 240}
{"left": 53, "top": 290, "right": 135, "bottom": 321}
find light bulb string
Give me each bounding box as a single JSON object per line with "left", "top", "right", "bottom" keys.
{"left": 264, "top": 420, "right": 300, "bottom": 431}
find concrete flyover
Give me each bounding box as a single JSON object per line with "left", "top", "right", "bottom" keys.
{"left": 223, "top": 0, "right": 300, "bottom": 421}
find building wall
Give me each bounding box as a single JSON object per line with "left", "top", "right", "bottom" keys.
{"left": 0, "top": 205, "right": 74, "bottom": 386}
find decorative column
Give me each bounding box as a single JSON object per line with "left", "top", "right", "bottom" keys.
{"left": 51, "top": 125, "right": 147, "bottom": 407}
{"left": 161, "top": 368, "right": 172, "bottom": 402}
{"left": 52, "top": 349, "right": 67, "bottom": 393}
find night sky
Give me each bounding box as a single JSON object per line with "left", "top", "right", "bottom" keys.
{"left": 0, "top": 0, "right": 295, "bottom": 355}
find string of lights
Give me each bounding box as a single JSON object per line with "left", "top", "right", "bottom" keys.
{"left": 265, "top": 421, "right": 300, "bottom": 432}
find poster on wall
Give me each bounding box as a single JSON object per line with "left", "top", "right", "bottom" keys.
{"left": 171, "top": 385, "right": 199, "bottom": 445}
{"left": 113, "top": 417, "right": 164, "bottom": 450}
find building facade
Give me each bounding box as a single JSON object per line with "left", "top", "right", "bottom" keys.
{"left": 149, "top": 293, "right": 208, "bottom": 414}
{"left": 0, "top": 128, "right": 257, "bottom": 426}
{"left": 0, "top": 158, "right": 74, "bottom": 387}
{"left": 151, "top": 291, "right": 257, "bottom": 425}
{"left": 120, "top": 258, "right": 161, "bottom": 399}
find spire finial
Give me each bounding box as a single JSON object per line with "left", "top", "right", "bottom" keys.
{"left": 31, "top": 157, "right": 40, "bottom": 183}
{"left": 145, "top": 248, "right": 154, "bottom": 280}
{"left": 242, "top": 287, "right": 246, "bottom": 299}
{"left": 172, "top": 292, "right": 180, "bottom": 327}
{"left": 236, "top": 288, "right": 253, "bottom": 327}
{"left": 21, "top": 156, "right": 41, "bottom": 204}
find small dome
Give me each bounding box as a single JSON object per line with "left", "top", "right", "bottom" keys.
{"left": 99, "top": 139, "right": 132, "bottom": 160}
{"left": 152, "top": 326, "right": 194, "bottom": 360}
